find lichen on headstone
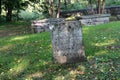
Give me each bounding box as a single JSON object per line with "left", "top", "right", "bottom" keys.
{"left": 50, "top": 19, "right": 86, "bottom": 64}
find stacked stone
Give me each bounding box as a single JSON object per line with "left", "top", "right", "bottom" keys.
{"left": 31, "top": 19, "right": 50, "bottom": 33}
{"left": 80, "top": 14, "right": 111, "bottom": 26}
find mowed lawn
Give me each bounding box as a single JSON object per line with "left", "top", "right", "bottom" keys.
{"left": 0, "top": 21, "right": 120, "bottom": 80}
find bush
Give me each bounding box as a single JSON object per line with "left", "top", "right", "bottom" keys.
{"left": 0, "top": 15, "right": 6, "bottom": 23}
{"left": 18, "top": 10, "right": 44, "bottom": 21}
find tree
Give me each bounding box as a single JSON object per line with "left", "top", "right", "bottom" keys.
{"left": 89, "top": 0, "right": 94, "bottom": 14}
{"left": 64, "top": 0, "right": 67, "bottom": 9}
{"left": 41, "top": 0, "right": 62, "bottom": 18}
{"left": 5, "top": 0, "right": 13, "bottom": 21}
{"left": 97, "top": 0, "right": 101, "bottom": 14}
{"left": 0, "top": 0, "right": 1, "bottom": 16}
{"left": 102, "top": 0, "right": 105, "bottom": 14}
{"left": 1, "top": 0, "right": 30, "bottom": 21}
{"left": 97, "top": 0, "right": 106, "bottom": 14}
{"left": 44, "top": 0, "right": 56, "bottom": 18}
{"left": 67, "top": 0, "right": 71, "bottom": 4}
{"left": 56, "top": 0, "right": 61, "bottom": 18}
{"left": 89, "top": 0, "right": 106, "bottom": 14}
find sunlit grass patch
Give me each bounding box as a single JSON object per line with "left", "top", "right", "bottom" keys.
{"left": 10, "top": 36, "right": 29, "bottom": 41}
{"left": 83, "top": 21, "right": 120, "bottom": 56}
{"left": 7, "top": 58, "right": 29, "bottom": 77}
{"left": 94, "top": 39, "right": 115, "bottom": 47}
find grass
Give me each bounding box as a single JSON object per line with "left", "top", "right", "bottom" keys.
{"left": 0, "top": 21, "right": 120, "bottom": 80}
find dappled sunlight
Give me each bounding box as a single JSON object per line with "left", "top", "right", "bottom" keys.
{"left": 0, "top": 21, "right": 120, "bottom": 79}
{"left": 95, "top": 50, "right": 108, "bottom": 56}
{"left": 7, "top": 58, "right": 29, "bottom": 77}
{"left": 10, "top": 36, "right": 29, "bottom": 41}
{"left": 25, "top": 72, "right": 45, "bottom": 79}
{"left": 37, "top": 60, "right": 48, "bottom": 67}
{"left": 54, "top": 75, "right": 65, "bottom": 80}
{"left": 82, "top": 27, "right": 91, "bottom": 34}
{"left": 54, "top": 65, "right": 86, "bottom": 80}
{"left": 94, "top": 39, "right": 115, "bottom": 47}
{"left": 0, "top": 44, "right": 13, "bottom": 51}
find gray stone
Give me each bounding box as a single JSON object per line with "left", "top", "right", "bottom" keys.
{"left": 80, "top": 14, "right": 111, "bottom": 26}
{"left": 117, "top": 15, "right": 120, "bottom": 20}
{"left": 50, "top": 19, "right": 86, "bottom": 64}
{"left": 31, "top": 19, "right": 50, "bottom": 33}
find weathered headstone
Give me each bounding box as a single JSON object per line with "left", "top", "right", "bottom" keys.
{"left": 49, "top": 19, "right": 86, "bottom": 64}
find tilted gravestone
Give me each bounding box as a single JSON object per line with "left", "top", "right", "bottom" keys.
{"left": 49, "top": 18, "right": 86, "bottom": 64}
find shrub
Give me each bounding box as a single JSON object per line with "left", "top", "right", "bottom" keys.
{"left": 18, "top": 10, "right": 44, "bottom": 21}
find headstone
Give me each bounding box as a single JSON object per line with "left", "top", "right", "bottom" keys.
{"left": 49, "top": 19, "right": 86, "bottom": 64}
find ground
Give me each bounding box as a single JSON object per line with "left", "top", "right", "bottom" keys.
{"left": 0, "top": 21, "right": 120, "bottom": 80}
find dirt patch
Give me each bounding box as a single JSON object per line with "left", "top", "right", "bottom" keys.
{"left": 0, "top": 30, "right": 9, "bottom": 38}
{"left": 0, "top": 30, "right": 18, "bottom": 38}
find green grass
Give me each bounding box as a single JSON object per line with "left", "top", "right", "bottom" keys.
{"left": 0, "top": 21, "right": 120, "bottom": 80}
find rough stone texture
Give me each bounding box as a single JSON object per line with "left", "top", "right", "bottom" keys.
{"left": 31, "top": 18, "right": 65, "bottom": 33}
{"left": 117, "top": 15, "right": 120, "bottom": 20}
{"left": 50, "top": 19, "right": 86, "bottom": 64}
{"left": 80, "top": 14, "right": 111, "bottom": 26}
{"left": 31, "top": 19, "right": 50, "bottom": 33}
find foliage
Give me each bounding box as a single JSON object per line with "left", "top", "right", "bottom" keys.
{"left": 1, "top": 0, "right": 120, "bottom": 21}
{"left": 18, "top": 10, "right": 44, "bottom": 21}
{"left": 0, "top": 21, "right": 120, "bottom": 79}
{"left": 106, "top": 0, "right": 120, "bottom": 6}
{"left": 67, "top": 3, "right": 85, "bottom": 10}
{"left": 1, "top": 0, "right": 30, "bottom": 21}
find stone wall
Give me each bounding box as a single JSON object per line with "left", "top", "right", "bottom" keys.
{"left": 80, "top": 14, "right": 111, "bottom": 26}
{"left": 117, "top": 15, "right": 120, "bottom": 20}
{"left": 31, "top": 14, "right": 111, "bottom": 33}
{"left": 50, "top": 19, "right": 86, "bottom": 64}
{"left": 31, "top": 19, "right": 50, "bottom": 33}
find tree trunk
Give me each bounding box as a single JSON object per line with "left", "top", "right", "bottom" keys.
{"left": 51, "top": 0, "right": 56, "bottom": 18}
{"left": 46, "top": 0, "right": 55, "bottom": 18}
{"left": 0, "top": 0, "right": 1, "bottom": 16}
{"left": 76, "top": 0, "right": 79, "bottom": 3}
{"left": 6, "top": 8, "right": 12, "bottom": 21}
{"left": 16, "top": 10, "right": 20, "bottom": 21}
{"left": 64, "top": 0, "right": 67, "bottom": 9}
{"left": 6, "top": 3, "right": 13, "bottom": 22}
{"left": 56, "top": 0, "right": 61, "bottom": 18}
{"left": 67, "top": 0, "right": 71, "bottom": 4}
{"left": 102, "top": 0, "right": 105, "bottom": 14}
{"left": 97, "top": 0, "right": 101, "bottom": 14}
{"left": 89, "top": 0, "right": 94, "bottom": 14}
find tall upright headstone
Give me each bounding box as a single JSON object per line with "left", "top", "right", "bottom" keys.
{"left": 49, "top": 18, "right": 86, "bottom": 64}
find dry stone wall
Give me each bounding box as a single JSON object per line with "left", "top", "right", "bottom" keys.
{"left": 31, "top": 19, "right": 50, "bottom": 33}
{"left": 80, "top": 14, "right": 111, "bottom": 26}
{"left": 31, "top": 14, "right": 111, "bottom": 33}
